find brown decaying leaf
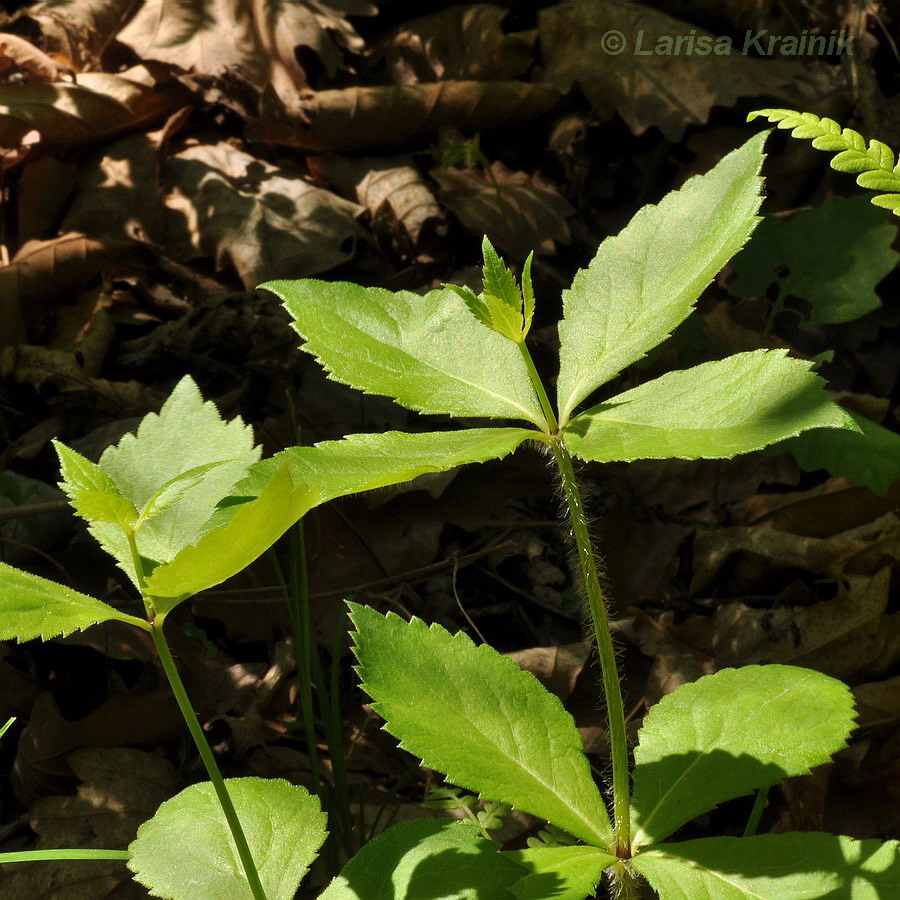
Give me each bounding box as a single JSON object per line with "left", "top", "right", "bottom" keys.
{"left": 27, "top": 0, "right": 142, "bottom": 71}
{"left": 378, "top": 4, "right": 536, "bottom": 84}
{"left": 506, "top": 642, "right": 590, "bottom": 700}
{"left": 3, "top": 747, "right": 175, "bottom": 899}
{"left": 163, "top": 140, "right": 362, "bottom": 288}
{"left": 0, "top": 233, "right": 147, "bottom": 348}
{"left": 0, "top": 64, "right": 191, "bottom": 159}
{"left": 16, "top": 156, "right": 78, "bottom": 242}
{"left": 311, "top": 153, "right": 446, "bottom": 254}
{"left": 253, "top": 80, "right": 561, "bottom": 152}
{"left": 0, "top": 33, "right": 74, "bottom": 83}
{"left": 539, "top": 0, "right": 809, "bottom": 140}
{"left": 431, "top": 160, "right": 572, "bottom": 259}
{"left": 118, "top": 0, "right": 375, "bottom": 99}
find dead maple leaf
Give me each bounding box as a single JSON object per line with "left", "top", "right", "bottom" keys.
{"left": 162, "top": 140, "right": 362, "bottom": 288}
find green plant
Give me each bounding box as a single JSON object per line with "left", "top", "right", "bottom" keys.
{"left": 748, "top": 108, "right": 900, "bottom": 212}
{"left": 0, "top": 380, "right": 502, "bottom": 898}
{"left": 256, "top": 130, "right": 898, "bottom": 898}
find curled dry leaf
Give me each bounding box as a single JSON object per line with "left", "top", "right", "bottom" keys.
{"left": 0, "top": 64, "right": 191, "bottom": 159}
{"left": 539, "top": 1, "right": 802, "bottom": 140}
{"left": 311, "top": 153, "right": 447, "bottom": 256}
{"left": 0, "top": 233, "right": 148, "bottom": 348}
{"left": 377, "top": 3, "right": 536, "bottom": 84}
{"left": 118, "top": 0, "right": 375, "bottom": 99}
{"left": 0, "top": 32, "right": 74, "bottom": 83}
{"left": 163, "top": 141, "right": 362, "bottom": 288}
{"left": 431, "top": 160, "right": 573, "bottom": 258}
{"left": 253, "top": 80, "right": 561, "bottom": 152}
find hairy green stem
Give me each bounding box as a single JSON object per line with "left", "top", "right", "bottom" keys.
{"left": 517, "top": 340, "right": 558, "bottom": 433}
{"left": 150, "top": 624, "right": 268, "bottom": 900}
{"left": 551, "top": 439, "right": 631, "bottom": 857}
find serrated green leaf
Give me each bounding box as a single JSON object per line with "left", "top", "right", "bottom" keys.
{"left": 632, "top": 833, "right": 900, "bottom": 900}
{"left": 215, "top": 427, "right": 535, "bottom": 529}
{"left": 0, "top": 562, "right": 148, "bottom": 641}
{"left": 555, "top": 132, "right": 766, "bottom": 425}
{"left": 479, "top": 236, "right": 526, "bottom": 341}
{"left": 91, "top": 376, "right": 260, "bottom": 584}
{"left": 54, "top": 441, "right": 119, "bottom": 497}
{"left": 772, "top": 411, "right": 900, "bottom": 496}
{"left": 563, "top": 350, "right": 857, "bottom": 463}
{"left": 319, "top": 819, "right": 525, "bottom": 900}
{"left": 349, "top": 603, "right": 612, "bottom": 848}
{"left": 68, "top": 491, "right": 138, "bottom": 529}
{"left": 128, "top": 777, "right": 326, "bottom": 900}
{"left": 505, "top": 846, "right": 617, "bottom": 900}
{"left": 144, "top": 464, "right": 316, "bottom": 616}
{"left": 730, "top": 196, "right": 897, "bottom": 326}
{"left": 521, "top": 252, "right": 535, "bottom": 336}
{"left": 630, "top": 665, "right": 856, "bottom": 849}
{"left": 265, "top": 279, "right": 546, "bottom": 427}
{"left": 135, "top": 460, "right": 236, "bottom": 529}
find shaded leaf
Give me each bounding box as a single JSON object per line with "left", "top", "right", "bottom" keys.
{"left": 319, "top": 818, "right": 525, "bottom": 900}
{"left": 564, "top": 351, "right": 856, "bottom": 463}
{"left": 506, "top": 846, "right": 617, "bottom": 900}
{"left": 128, "top": 777, "right": 327, "bottom": 900}
{"left": 556, "top": 132, "right": 766, "bottom": 424}
{"left": 631, "top": 665, "right": 856, "bottom": 848}
{"left": 253, "top": 80, "right": 561, "bottom": 153}
{"left": 0, "top": 562, "right": 148, "bottom": 641}
{"left": 349, "top": 604, "right": 613, "bottom": 848}
{"left": 267, "top": 279, "right": 546, "bottom": 426}
{"left": 730, "top": 196, "right": 898, "bottom": 325}
{"left": 164, "top": 141, "right": 362, "bottom": 288}
{"left": 378, "top": 4, "right": 536, "bottom": 83}
{"left": 773, "top": 411, "right": 900, "bottom": 497}
{"left": 431, "top": 161, "right": 572, "bottom": 259}
{"left": 632, "top": 833, "right": 900, "bottom": 899}
{"left": 540, "top": 3, "right": 796, "bottom": 140}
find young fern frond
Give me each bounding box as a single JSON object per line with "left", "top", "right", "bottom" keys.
{"left": 748, "top": 108, "right": 900, "bottom": 212}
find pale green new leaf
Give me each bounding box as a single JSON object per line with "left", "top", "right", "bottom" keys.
{"left": 92, "top": 376, "right": 260, "bottom": 583}
{"left": 349, "top": 603, "right": 612, "bottom": 848}
{"left": 632, "top": 834, "right": 900, "bottom": 900}
{"left": 265, "top": 279, "right": 546, "bottom": 427}
{"left": 0, "top": 562, "right": 149, "bottom": 641}
{"left": 563, "top": 350, "right": 857, "bottom": 463}
{"left": 319, "top": 819, "right": 525, "bottom": 900}
{"left": 556, "top": 131, "right": 766, "bottom": 424}
{"left": 631, "top": 665, "right": 856, "bottom": 849}
{"left": 128, "top": 777, "right": 327, "bottom": 900}
{"left": 505, "top": 846, "right": 617, "bottom": 900}
{"left": 68, "top": 491, "right": 138, "bottom": 530}
{"left": 54, "top": 441, "right": 119, "bottom": 496}
{"left": 144, "top": 464, "right": 316, "bottom": 617}
{"left": 135, "top": 460, "right": 236, "bottom": 529}
{"left": 213, "top": 427, "right": 536, "bottom": 530}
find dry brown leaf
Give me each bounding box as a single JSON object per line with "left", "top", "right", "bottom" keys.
{"left": 162, "top": 141, "right": 361, "bottom": 288}
{"left": 0, "top": 64, "right": 191, "bottom": 159}
{"left": 378, "top": 4, "right": 536, "bottom": 84}
{"left": 632, "top": 567, "right": 897, "bottom": 700}
{"left": 253, "top": 80, "right": 561, "bottom": 152}
{"left": 28, "top": 0, "right": 141, "bottom": 70}
{"left": 0, "top": 32, "right": 73, "bottom": 83}
{"left": 506, "top": 642, "right": 590, "bottom": 700}
{"left": 539, "top": 1, "right": 810, "bottom": 140}
{"left": 0, "top": 233, "right": 147, "bottom": 348}
{"left": 118, "top": 0, "right": 374, "bottom": 99}
{"left": 311, "top": 153, "right": 447, "bottom": 256}
{"left": 16, "top": 157, "right": 78, "bottom": 242}
{"left": 431, "top": 160, "right": 572, "bottom": 258}
{"left": 4, "top": 747, "right": 175, "bottom": 899}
